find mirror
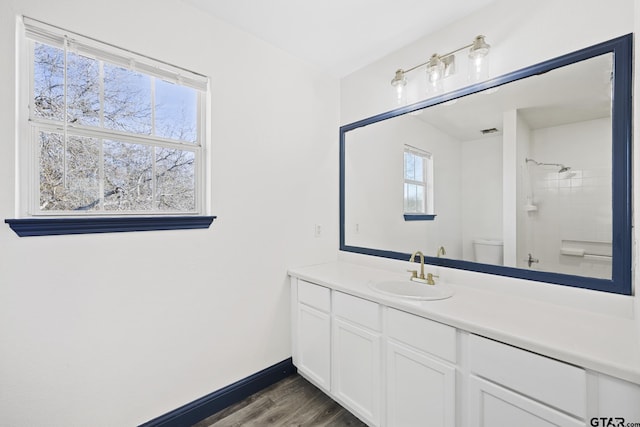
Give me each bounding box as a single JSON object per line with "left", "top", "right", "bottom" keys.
{"left": 340, "top": 35, "right": 632, "bottom": 295}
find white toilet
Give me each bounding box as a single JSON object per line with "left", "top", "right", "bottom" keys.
{"left": 473, "top": 239, "right": 504, "bottom": 265}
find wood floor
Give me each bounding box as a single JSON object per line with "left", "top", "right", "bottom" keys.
{"left": 192, "top": 374, "right": 367, "bottom": 426}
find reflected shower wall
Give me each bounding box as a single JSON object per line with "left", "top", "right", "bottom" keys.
{"left": 516, "top": 116, "right": 612, "bottom": 279}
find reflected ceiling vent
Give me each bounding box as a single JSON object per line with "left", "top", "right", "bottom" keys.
{"left": 481, "top": 127, "right": 499, "bottom": 134}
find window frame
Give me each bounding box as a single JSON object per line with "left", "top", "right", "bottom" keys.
{"left": 403, "top": 145, "right": 434, "bottom": 220}
{"left": 8, "top": 16, "right": 214, "bottom": 236}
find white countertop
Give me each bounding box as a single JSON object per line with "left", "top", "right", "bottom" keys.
{"left": 288, "top": 261, "right": 640, "bottom": 385}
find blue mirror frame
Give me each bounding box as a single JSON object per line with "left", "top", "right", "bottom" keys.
{"left": 339, "top": 34, "right": 632, "bottom": 295}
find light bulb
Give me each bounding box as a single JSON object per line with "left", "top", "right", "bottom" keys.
{"left": 390, "top": 69, "right": 407, "bottom": 105}
{"left": 468, "top": 35, "right": 490, "bottom": 82}
{"left": 426, "top": 54, "right": 444, "bottom": 94}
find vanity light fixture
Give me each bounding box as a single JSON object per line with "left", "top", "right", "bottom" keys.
{"left": 390, "top": 35, "right": 491, "bottom": 104}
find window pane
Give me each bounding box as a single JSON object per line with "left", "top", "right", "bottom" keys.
{"left": 155, "top": 148, "right": 195, "bottom": 211}
{"left": 415, "top": 185, "right": 425, "bottom": 212}
{"left": 33, "top": 43, "right": 64, "bottom": 121}
{"left": 39, "top": 132, "right": 100, "bottom": 211}
{"left": 404, "top": 152, "right": 414, "bottom": 180}
{"left": 66, "top": 52, "right": 100, "bottom": 126}
{"left": 155, "top": 80, "right": 197, "bottom": 143}
{"left": 414, "top": 156, "right": 423, "bottom": 181}
{"left": 103, "top": 64, "right": 152, "bottom": 134}
{"left": 404, "top": 183, "right": 415, "bottom": 212}
{"left": 103, "top": 140, "right": 153, "bottom": 211}
{"left": 404, "top": 183, "right": 426, "bottom": 213}
{"left": 39, "top": 131, "right": 63, "bottom": 210}
{"left": 67, "top": 136, "right": 101, "bottom": 210}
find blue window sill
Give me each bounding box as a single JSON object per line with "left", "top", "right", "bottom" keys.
{"left": 404, "top": 214, "right": 436, "bottom": 221}
{"left": 5, "top": 216, "right": 216, "bottom": 237}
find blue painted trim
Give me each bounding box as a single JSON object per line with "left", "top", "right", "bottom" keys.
{"left": 339, "top": 125, "right": 346, "bottom": 251}
{"left": 138, "top": 358, "right": 296, "bottom": 427}
{"left": 340, "top": 34, "right": 633, "bottom": 295}
{"left": 610, "top": 33, "right": 633, "bottom": 296}
{"left": 404, "top": 214, "right": 436, "bottom": 221}
{"left": 5, "top": 216, "right": 216, "bottom": 237}
{"left": 341, "top": 245, "right": 616, "bottom": 293}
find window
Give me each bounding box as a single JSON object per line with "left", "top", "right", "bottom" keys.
{"left": 403, "top": 145, "right": 434, "bottom": 219}
{"left": 19, "top": 18, "right": 208, "bottom": 218}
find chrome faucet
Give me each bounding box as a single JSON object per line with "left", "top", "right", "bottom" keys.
{"left": 408, "top": 250, "right": 426, "bottom": 282}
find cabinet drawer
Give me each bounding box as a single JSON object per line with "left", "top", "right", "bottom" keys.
{"left": 469, "top": 334, "right": 586, "bottom": 418}
{"left": 387, "top": 308, "right": 456, "bottom": 363}
{"left": 298, "top": 280, "right": 330, "bottom": 312}
{"left": 333, "top": 292, "right": 381, "bottom": 331}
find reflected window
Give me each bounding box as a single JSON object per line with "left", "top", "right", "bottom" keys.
{"left": 403, "top": 145, "right": 433, "bottom": 214}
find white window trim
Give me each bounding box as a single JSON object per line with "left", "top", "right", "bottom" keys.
{"left": 16, "top": 16, "right": 210, "bottom": 218}
{"left": 23, "top": 17, "right": 207, "bottom": 90}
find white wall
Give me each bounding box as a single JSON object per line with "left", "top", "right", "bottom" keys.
{"left": 460, "top": 135, "right": 502, "bottom": 261}
{"left": 340, "top": 0, "right": 637, "bottom": 297}
{"left": 0, "top": 1, "right": 339, "bottom": 425}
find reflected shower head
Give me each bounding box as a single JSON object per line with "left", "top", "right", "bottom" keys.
{"left": 558, "top": 165, "right": 571, "bottom": 173}
{"left": 526, "top": 158, "right": 571, "bottom": 173}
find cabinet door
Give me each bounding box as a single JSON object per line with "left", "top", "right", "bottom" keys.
{"left": 468, "top": 376, "right": 584, "bottom": 427}
{"left": 297, "top": 303, "right": 331, "bottom": 391}
{"left": 468, "top": 334, "right": 586, "bottom": 418}
{"left": 386, "top": 341, "right": 455, "bottom": 427}
{"left": 333, "top": 317, "right": 381, "bottom": 426}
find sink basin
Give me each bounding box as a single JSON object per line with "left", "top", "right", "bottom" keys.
{"left": 369, "top": 279, "right": 454, "bottom": 301}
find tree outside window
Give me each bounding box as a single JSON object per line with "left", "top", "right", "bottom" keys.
{"left": 25, "top": 19, "right": 206, "bottom": 216}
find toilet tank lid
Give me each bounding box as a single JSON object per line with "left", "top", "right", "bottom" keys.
{"left": 473, "top": 239, "right": 503, "bottom": 246}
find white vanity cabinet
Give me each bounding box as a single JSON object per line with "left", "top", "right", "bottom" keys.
{"left": 468, "top": 334, "right": 587, "bottom": 427}
{"left": 291, "top": 280, "right": 455, "bottom": 427}
{"left": 467, "top": 334, "right": 640, "bottom": 426}
{"left": 290, "top": 270, "right": 640, "bottom": 427}
{"left": 385, "top": 308, "right": 456, "bottom": 427}
{"left": 292, "top": 279, "right": 331, "bottom": 392}
{"left": 332, "top": 291, "right": 382, "bottom": 426}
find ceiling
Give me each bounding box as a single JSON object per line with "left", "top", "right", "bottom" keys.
{"left": 183, "top": 0, "right": 497, "bottom": 77}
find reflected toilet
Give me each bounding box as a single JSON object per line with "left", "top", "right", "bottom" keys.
{"left": 473, "top": 239, "right": 504, "bottom": 265}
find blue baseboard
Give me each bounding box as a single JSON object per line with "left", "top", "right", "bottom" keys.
{"left": 138, "top": 358, "right": 296, "bottom": 427}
